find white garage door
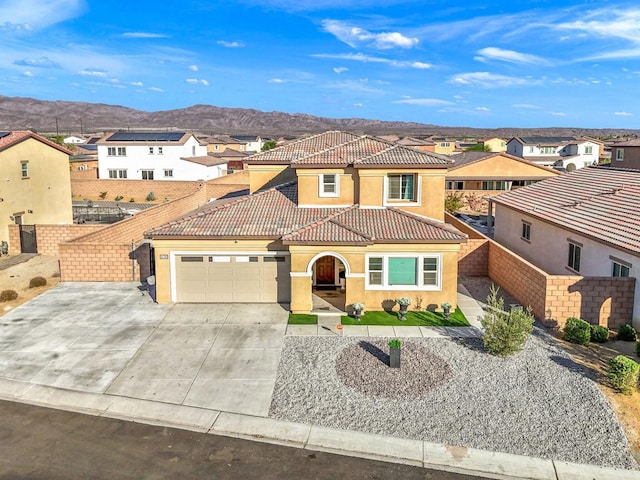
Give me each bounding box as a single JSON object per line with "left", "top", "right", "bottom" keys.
{"left": 175, "top": 254, "right": 290, "bottom": 303}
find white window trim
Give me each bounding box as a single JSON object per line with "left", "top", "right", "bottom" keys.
{"left": 616, "top": 148, "right": 624, "bottom": 161}
{"left": 318, "top": 173, "right": 340, "bottom": 198}
{"left": 365, "top": 253, "right": 442, "bottom": 291}
{"left": 383, "top": 173, "right": 422, "bottom": 207}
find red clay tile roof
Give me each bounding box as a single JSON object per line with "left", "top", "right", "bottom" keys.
{"left": 0, "top": 130, "right": 72, "bottom": 155}
{"left": 611, "top": 139, "right": 640, "bottom": 147}
{"left": 449, "top": 152, "right": 560, "bottom": 176}
{"left": 246, "top": 131, "right": 451, "bottom": 168}
{"left": 491, "top": 166, "right": 640, "bottom": 253}
{"left": 146, "top": 182, "right": 466, "bottom": 244}
{"left": 181, "top": 155, "right": 228, "bottom": 167}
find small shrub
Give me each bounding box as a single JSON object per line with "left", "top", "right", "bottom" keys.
{"left": 0, "top": 290, "right": 18, "bottom": 302}
{"left": 563, "top": 317, "right": 591, "bottom": 345}
{"left": 481, "top": 284, "right": 534, "bottom": 356}
{"left": 618, "top": 324, "right": 638, "bottom": 342}
{"left": 608, "top": 355, "right": 640, "bottom": 394}
{"left": 28, "top": 276, "right": 47, "bottom": 288}
{"left": 445, "top": 192, "right": 464, "bottom": 213}
{"left": 590, "top": 325, "right": 609, "bottom": 343}
{"left": 146, "top": 191, "right": 156, "bottom": 201}
{"left": 114, "top": 195, "right": 124, "bottom": 201}
{"left": 388, "top": 338, "right": 402, "bottom": 349}
{"left": 98, "top": 191, "right": 107, "bottom": 200}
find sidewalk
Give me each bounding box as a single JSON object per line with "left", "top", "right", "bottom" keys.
{"left": 0, "top": 283, "right": 636, "bottom": 480}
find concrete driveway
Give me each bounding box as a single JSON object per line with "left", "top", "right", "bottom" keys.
{"left": 0, "top": 283, "right": 289, "bottom": 417}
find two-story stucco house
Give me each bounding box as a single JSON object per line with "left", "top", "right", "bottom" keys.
{"left": 146, "top": 131, "right": 466, "bottom": 313}
{"left": 96, "top": 132, "right": 225, "bottom": 181}
{"left": 610, "top": 139, "right": 640, "bottom": 170}
{"left": 490, "top": 167, "right": 640, "bottom": 328}
{"left": 0, "top": 131, "right": 73, "bottom": 251}
{"left": 506, "top": 137, "right": 601, "bottom": 171}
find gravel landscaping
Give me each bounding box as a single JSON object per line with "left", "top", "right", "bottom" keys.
{"left": 269, "top": 329, "right": 638, "bottom": 469}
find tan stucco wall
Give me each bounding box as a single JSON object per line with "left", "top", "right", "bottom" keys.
{"left": 288, "top": 243, "right": 460, "bottom": 313}
{"left": 0, "top": 137, "right": 72, "bottom": 249}
{"left": 448, "top": 155, "right": 559, "bottom": 179}
{"left": 296, "top": 168, "right": 356, "bottom": 206}
{"left": 247, "top": 165, "right": 288, "bottom": 193}
{"left": 482, "top": 138, "right": 507, "bottom": 152}
{"left": 357, "top": 168, "right": 447, "bottom": 221}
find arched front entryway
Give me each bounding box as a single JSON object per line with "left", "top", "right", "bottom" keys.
{"left": 308, "top": 252, "right": 350, "bottom": 312}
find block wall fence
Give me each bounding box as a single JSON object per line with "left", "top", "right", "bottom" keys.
{"left": 445, "top": 213, "right": 636, "bottom": 329}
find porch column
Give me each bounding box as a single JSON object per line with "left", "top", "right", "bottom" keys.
{"left": 290, "top": 273, "right": 313, "bottom": 313}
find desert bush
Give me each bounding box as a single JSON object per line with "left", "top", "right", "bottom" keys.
{"left": 445, "top": 193, "right": 464, "bottom": 213}
{"left": 481, "top": 284, "right": 534, "bottom": 356}
{"left": 0, "top": 290, "right": 18, "bottom": 302}
{"left": 590, "top": 325, "right": 609, "bottom": 343}
{"left": 563, "top": 317, "right": 591, "bottom": 345}
{"left": 146, "top": 191, "right": 156, "bottom": 201}
{"left": 608, "top": 355, "right": 639, "bottom": 394}
{"left": 618, "top": 324, "right": 638, "bottom": 342}
{"left": 114, "top": 195, "right": 124, "bottom": 201}
{"left": 28, "top": 276, "right": 47, "bottom": 288}
{"left": 129, "top": 198, "right": 135, "bottom": 202}
{"left": 98, "top": 191, "right": 107, "bottom": 200}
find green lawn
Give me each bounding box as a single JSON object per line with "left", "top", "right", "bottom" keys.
{"left": 340, "top": 307, "right": 469, "bottom": 326}
{"left": 288, "top": 313, "right": 318, "bottom": 324}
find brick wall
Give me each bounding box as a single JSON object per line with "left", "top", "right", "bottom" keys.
{"left": 35, "top": 224, "right": 105, "bottom": 256}
{"left": 71, "top": 178, "right": 203, "bottom": 201}
{"left": 69, "top": 167, "right": 99, "bottom": 180}
{"left": 446, "top": 214, "right": 636, "bottom": 329}
{"left": 8, "top": 225, "right": 19, "bottom": 255}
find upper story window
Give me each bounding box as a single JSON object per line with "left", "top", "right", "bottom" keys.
{"left": 108, "top": 169, "right": 127, "bottom": 179}
{"left": 584, "top": 146, "right": 593, "bottom": 155}
{"left": 164, "top": 169, "right": 173, "bottom": 178}
{"left": 20, "top": 161, "right": 29, "bottom": 179}
{"left": 528, "top": 146, "right": 535, "bottom": 153}
{"left": 446, "top": 181, "right": 464, "bottom": 190}
{"left": 192, "top": 146, "right": 196, "bottom": 156}
{"left": 149, "top": 147, "right": 155, "bottom": 155}
{"left": 521, "top": 221, "right": 531, "bottom": 241}
{"left": 440, "top": 142, "right": 451, "bottom": 148}
{"left": 319, "top": 174, "right": 339, "bottom": 197}
{"left": 108, "top": 147, "right": 127, "bottom": 156}
{"left": 612, "top": 261, "right": 630, "bottom": 277}
{"left": 387, "top": 173, "right": 417, "bottom": 202}
{"left": 141, "top": 169, "right": 154, "bottom": 180}
{"left": 482, "top": 181, "right": 507, "bottom": 190}
{"left": 158, "top": 147, "right": 163, "bottom": 155}
{"left": 567, "top": 240, "right": 582, "bottom": 272}
{"left": 540, "top": 146, "right": 556, "bottom": 154}
{"left": 616, "top": 148, "right": 624, "bottom": 161}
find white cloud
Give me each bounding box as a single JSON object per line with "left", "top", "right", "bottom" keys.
{"left": 312, "top": 52, "right": 434, "bottom": 69}
{"left": 321, "top": 19, "right": 418, "bottom": 49}
{"left": 217, "top": 40, "right": 245, "bottom": 48}
{"left": 411, "top": 61, "right": 432, "bottom": 69}
{"left": 0, "top": 0, "right": 86, "bottom": 31}
{"left": 185, "top": 78, "right": 199, "bottom": 84}
{"left": 322, "top": 80, "right": 382, "bottom": 94}
{"left": 353, "top": 103, "right": 364, "bottom": 107}
{"left": 189, "top": 65, "right": 199, "bottom": 72}
{"left": 149, "top": 87, "right": 164, "bottom": 92}
{"left": 475, "top": 106, "right": 490, "bottom": 111}
{"left": 474, "top": 47, "right": 551, "bottom": 65}
{"left": 394, "top": 98, "right": 453, "bottom": 106}
{"left": 122, "top": 32, "right": 168, "bottom": 38}
{"left": 269, "top": 78, "right": 286, "bottom": 83}
{"left": 130, "top": 81, "right": 144, "bottom": 87}
{"left": 200, "top": 79, "right": 209, "bottom": 86}
{"left": 548, "top": 111, "right": 567, "bottom": 117}
{"left": 78, "top": 68, "right": 108, "bottom": 78}
{"left": 614, "top": 111, "right": 633, "bottom": 116}
{"left": 512, "top": 103, "right": 541, "bottom": 109}
{"left": 186, "top": 78, "right": 209, "bottom": 86}
{"left": 23, "top": 70, "right": 33, "bottom": 77}
{"left": 14, "top": 56, "right": 60, "bottom": 68}
{"left": 450, "top": 72, "right": 537, "bottom": 88}
{"left": 333, "top": 67, "right": 348, "bottom": 74}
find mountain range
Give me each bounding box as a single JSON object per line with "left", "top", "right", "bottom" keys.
{"left": 1, "top": 95, "right": 638, "bottom": 139}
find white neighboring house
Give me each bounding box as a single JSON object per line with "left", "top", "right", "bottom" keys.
{"left": 64, "top": 135, "right": 86, "bottom": 144}
{"left": 96, "top": 132, "right": 225, "bottom": 181}
{"left": 231, "top": 135, "right": 264, "bottom": 153}
{"left": 506, "top": 137, "right": 600, "bottom": 171}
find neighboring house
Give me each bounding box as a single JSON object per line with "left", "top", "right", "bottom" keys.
{"left": 177, "top": 155, "right": 228, "bottom": 180}
{"left": 610, "top": 139, "right": 640, "bottom": 170}
{"left": 146, "top": 131, "right": 467, "bottom": 314}
{"left": 395, "top": 137, "right": 436, "bottom": 152}
{"left": 430, "top": 137, "right": 456, "bottom": 155}
{"left": 446, "top": 152, "right": 560, "bottom": 192}
{"left": 231, "top": 135, "right": 265, "bottom": 153}
{"left": 208, "top": 148, "right": 248, "bottom": 172}
{"left": 506, "top": 136, "right": 601, "bottom": 171}
{"left": 481, "top": 137, "right": 507, "bottom": 152}
{"left": 205, "top": 135, "right": 246, "bottom": 153}
{"left": 96, "top": 131, "right": 213, "bottom": 181}
{"left": 63, "top": 135, "right": 86, "bottom": 144}
{"left": 490, "top": 167, "right": 640, "bottom": 327}
{"left": 0, "top": 131, "right": 73, "bottom": 251}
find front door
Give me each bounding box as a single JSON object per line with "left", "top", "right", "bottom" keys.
{"left": 315, "top": 256, "right": 335, "bottom": 285}
{"left": 19, "top": 225, "right": 37, "bottom": 253}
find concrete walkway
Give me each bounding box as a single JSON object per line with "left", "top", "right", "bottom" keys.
{"left": 0, "top": 282, "right": 636, "bottom": 480}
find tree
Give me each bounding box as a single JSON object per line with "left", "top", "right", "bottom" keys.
{"left": 465, "top": 143, "right": 492, "bottom": 152}
{"left": 261, "top": 140, "right": 277, "bottom": 151}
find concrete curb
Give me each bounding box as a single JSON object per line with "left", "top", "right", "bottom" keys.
{"left": 0, "top": 381, "right": 637, "bottom": 480}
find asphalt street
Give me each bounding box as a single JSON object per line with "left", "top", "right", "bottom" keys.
{"left": 0, "top": 400, "right": 490, "bottom": 480}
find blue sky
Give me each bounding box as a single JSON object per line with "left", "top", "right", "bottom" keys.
{"left": 2, "top": 0, "right": 640, "bottom": 128}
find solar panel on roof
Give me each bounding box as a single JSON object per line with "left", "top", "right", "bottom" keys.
{"left": 0, "top": 132, "right": 10, "bottom": 139}
{"left": 107, "top": 132, "right": 184, "bottom": 142}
